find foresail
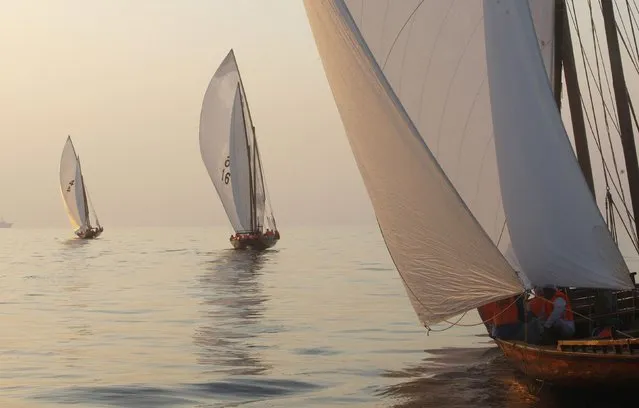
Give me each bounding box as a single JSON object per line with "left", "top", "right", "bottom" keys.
{"left": 304, "top": 0, "right": 523, "bottom": 325}
{"left": 252, "top": 139, "right": 268, "bottom": 230}
{"left": 229, "top": 85, "right": 253, "bottom": 232}
{"left": 199, "top": 50, "right": 253, "bottom": 232}
{"left": 338, "top": 0, "right": 509, "bottom": 264}
{"left": 59, "top": 137, "right": 88, "bottom": 231}
{"left": 256, "top": 145, "right": 278, "bottom": 231}
{"left": 484, "top": 0, "right": 633, "bottom": 289}
{"left": 335, "top": 1, "right": 555, "bottom": 276}
{"left": 84, "top": 184, "right": 100, "bottom": 228}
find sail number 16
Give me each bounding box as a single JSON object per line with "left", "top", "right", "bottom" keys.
{"left": 222, "top": 156, "right": 231, "bottom": 185}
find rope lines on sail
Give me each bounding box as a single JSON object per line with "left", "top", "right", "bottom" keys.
{"left": 587, "top": 0, "right": 638, "bottom": 245}
{"left": 570, "top": 0, "right": 625, "bottom": 201}
{"left": 609, "top": 0, "right": 639, "bottom": 74}
{"left": 360, "top": 1, "right": 506, "bottom": 245}
{"left": 623, "top": 0, "right": 639, "bottom": 62}
{"left": 380, "top": 0, "right": 425, "bottom": 70}
{"left": 566, "top": 0, "right": 639, "bottom": 250}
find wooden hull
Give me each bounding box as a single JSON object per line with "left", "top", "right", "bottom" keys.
{"left": 230, "top": 235, "right": 278, "bottom": 250}
{"left": 76, "top": 228, "right": 103, "bottom": 240}
{"left": 496, "top": 338, "right": 639, "bottom": 387}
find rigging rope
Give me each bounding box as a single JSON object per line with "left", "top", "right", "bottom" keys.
{"left": 566, "top": 1, "right": 639, "bottom": 249}
{"left": 425, "top": 293, "right": 527, "bottom": 334}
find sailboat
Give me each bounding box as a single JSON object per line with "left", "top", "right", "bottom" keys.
{"left": 0, "top": 217, "right": 12, "bottom": 228}
{"left": 199, "top": 49, "right": 280, "bottom": 250}
{"left": 59, "top": 136, "right": 103, "bottom": 239}
{"left": 305, "top": 0, "right": 639, "bottom": 387}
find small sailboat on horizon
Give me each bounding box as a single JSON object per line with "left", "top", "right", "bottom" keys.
{"left": 59, "top": 136, "right": 103, "bottom": 240}
{"left": 199, "top": 49, "right": 279, "bottom": 250}
{"left": 0, "top": 217, "right": 12, "bottom": 228}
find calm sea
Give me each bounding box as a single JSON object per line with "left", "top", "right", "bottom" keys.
{"left": 0, "top": 226, "right": 632, "bottom": 407}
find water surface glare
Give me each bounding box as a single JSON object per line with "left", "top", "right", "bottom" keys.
{"left": 0, "top": 227, "right": 633, "bottom": 407}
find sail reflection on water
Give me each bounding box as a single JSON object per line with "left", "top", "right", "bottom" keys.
{"left": 193, "top": 250, "right": 272, "bottom": 376}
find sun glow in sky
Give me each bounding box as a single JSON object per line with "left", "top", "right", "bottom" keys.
{"left": 0, "top": 0, "right": 374, "bottom": 227}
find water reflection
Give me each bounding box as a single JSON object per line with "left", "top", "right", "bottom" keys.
{"left": 61, "top": 269, "right": 93, "bottom": 339}
{"left": 380, "top": 346, "right": 539, "bottom": 408}
{"left": 193, "top": 249, "right": 272, "bottom": 376}
{"left": 60, "top": 237, "right": 90, "bottom": 247}
{"left": 380, "top": 346, "right": 638, "bottom": 408}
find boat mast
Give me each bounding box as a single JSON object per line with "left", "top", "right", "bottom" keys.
{"left": 552, "top": 0, "right": 564, "bottom": 108}
{"left": 77, "top": 157, "right": 91, "bottom": 228}
{"left": 237, "top": 86, "right": 255, "bottom": 232}
{"left": 554, "top": 0, "right": 595, "bottom": 196}
{"left": 232, "top": 50, "right": 259, "bottom": 232}
{"left": 600, "top": 0, "right": 639, "bottom": 239}
{"left": 252, "top": 129, "right": 259, "bottom": 231}
{"left": 252, "top": 134, "right": 270, "bottom": 230}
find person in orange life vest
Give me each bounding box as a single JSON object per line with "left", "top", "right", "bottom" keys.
{"left": 526, "top": 287, "right": 546, "bottom": 319}
{"left": 540, "top": 286, "right": 575, "bottom": 340}
{"left": 481, "top": 295, "right": 525, "bottom": 340}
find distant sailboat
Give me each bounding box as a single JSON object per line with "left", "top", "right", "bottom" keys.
{"left": 59, "top": 136, "right": 103, "bottom": 239}
{"left": 199, "top": 49, "right": 280, "bottom": 250}
{"left": 0, "top": 217, "right": 12, "bottom": 228}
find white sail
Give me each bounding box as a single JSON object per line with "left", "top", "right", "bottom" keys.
{"left": 330, "top": 1, "right": 554, "bottom": 273}
{"left": 229, "top": 85, "right": 254, "bottom": 232}
{"left": 335, "top": 0, "right": 513, "bottom": 265}
{"left": 252, "top": 140, "right": 267, "bottom": 230}
{"left": 59, "top": 137, "right": 89, "bottom": 232}
{"left": 483, "top": 0, "right": 632, "bottom": 289}
{"left": 84, "top": 184, "right": 101, "bottom": 228}
{"left": 200, "top": 50, "right": 252, "bottom": 232}
{"left": 529, "top": 0, "right": 556, "bottom": 83}
{"left": 304, "top": 0, "right": 523, "bottom": 325}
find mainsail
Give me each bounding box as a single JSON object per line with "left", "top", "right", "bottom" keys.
{"left": 304, "top": 0, "right": 636, "bottom": 324}
{"left": 484, "top": 0, "right": 632, "bottom": 289}
{"left": 304, "top": 0, "right": 523, "bottom": 325}
{"left": 59, "top": 136, "right": 90, "bottom": 232}
{"left": 199, "top": 49, "right": 276, "bottom": 234}
{"left": 229, "top": 85, "right": 254, "bottom": 232}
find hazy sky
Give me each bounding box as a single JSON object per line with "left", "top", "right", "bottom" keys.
{"left": 0, "top": 0, "right": 375, "bottom": 228}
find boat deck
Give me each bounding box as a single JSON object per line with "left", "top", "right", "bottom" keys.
{"left": 558, "top": 338, "right": 639, "bottom": 354}
{"left": 496, "top": 338, "right": 639, "bottom": 386}
{"left": 493, "top": 279, "right": 639, "bottom": 386}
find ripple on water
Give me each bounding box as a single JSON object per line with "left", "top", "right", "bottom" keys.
{"left": 9, "top": 227, "right": 635, "bottom": 408}
{"left": 39, "top": 378, "right": 322, "bottom": 407}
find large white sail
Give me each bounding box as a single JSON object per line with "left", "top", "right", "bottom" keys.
{"left": 229, "top": 85, "right": 254, "bottom": 232}
{"left": 335, "top": 1, "right": 506, "bottom": 264}
{"left": 307, "top": 0, "right": 633, "bottom": 291}
{"left": 200, "top": 50, "right": 253, "bottom": 232}
{"left": 483, "top": 0, "right": 633, "bottom": 289}
{"left": 330, "top": 1, "right": 555, "bottom": 275}
{"left": 304, "top": 0, "right": 523, "bottom": 325}
{"left": 59, "top": 137, "right": 89, "bottom": 232}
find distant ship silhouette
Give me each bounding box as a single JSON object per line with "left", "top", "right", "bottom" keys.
{"left": 0, "top": 217, "right": 13, "bottom": 228}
